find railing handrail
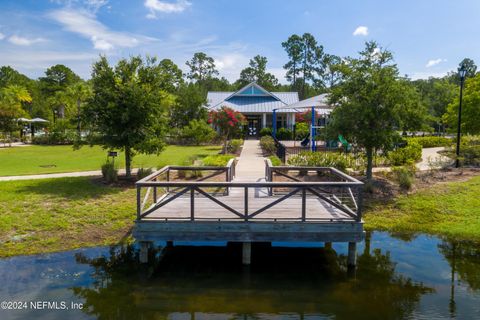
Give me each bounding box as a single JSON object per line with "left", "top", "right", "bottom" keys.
{"left": 136, "top": 181, "right": 363, "bottom": 187}
{"left": 264, "top": 161, "right": 363, "bottom": 184}
{"left": 136, "top": 159, "right": 236, "bottom": 185}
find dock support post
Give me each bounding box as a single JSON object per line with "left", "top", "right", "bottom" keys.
{"left": 347, "top": 242, "right": 357, "bottom": 267}
{"left": 139, "top": 241, "right": 150, "bottom": 264}
{"left": 242, "top": 242, "right": 251, "bottom": 265}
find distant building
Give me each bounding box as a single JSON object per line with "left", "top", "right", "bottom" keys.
{"left": 206, "top": 82, "right": 331, "bottom": 137}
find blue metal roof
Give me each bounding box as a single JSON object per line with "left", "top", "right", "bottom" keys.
{"left": 207, "top": 82, "right": 299, "bottom": 113}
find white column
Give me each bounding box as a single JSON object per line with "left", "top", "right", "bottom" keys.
{"left": 291, "top": 112, "right": 296, "bottom": 127}
{"left": 262, "top": 113, "right": 267, "bottom": 128}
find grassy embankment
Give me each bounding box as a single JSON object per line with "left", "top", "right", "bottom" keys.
{"left": 0, "top": 177, "right": 135, "bottom": 257}
{"left": 364, "top": 175, "right": 480, "bottom": 241}
{"left": 0, "top": 145, "right": 222, "bottom": 176}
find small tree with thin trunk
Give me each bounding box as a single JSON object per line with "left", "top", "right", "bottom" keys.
{"left": 208, "top": 106, "right": 245, "bottom": 152}
{"left": 328, "top": 41, "right": 418, "bottom": 181}
{"left": 82, "top": 56, "right": 173, "bottom": 177}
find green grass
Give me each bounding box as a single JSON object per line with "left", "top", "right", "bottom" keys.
{"left": 0, "top": 177, "right": 137, "bottom": 257}
{"left": 364, "top": 175, "right": 480, "bottom": 240}
{"left": 0, "top": 145, "right": 222, "bottom": 176}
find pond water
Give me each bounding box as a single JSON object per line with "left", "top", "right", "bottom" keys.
{"left": 1, "top": 232, "right": 480, "bottom": 320}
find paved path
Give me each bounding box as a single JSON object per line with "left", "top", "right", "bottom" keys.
{"left": 0, "top": 168, "right": 139, "bottom": 181}
{"left": 233, "top": 140, "right": 266, "bottom": 182}
{"left": 372, "top": 147, "right": 449, "bottom": 173}
{"left": 416, "top": 147, "right": 450, "bottom": 170}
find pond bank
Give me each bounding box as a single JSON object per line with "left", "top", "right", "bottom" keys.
{"left": 364, "top": 169, "right": 480, "bottom": 241}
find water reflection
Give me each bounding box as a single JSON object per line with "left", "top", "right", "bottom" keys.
{"left": 1, "top": 232, "right": 480, "bottom": 320}
{"left": 72, "top": 239, "right": 432, "bottom": 320}
{"left": 438, "top": 240, "right": 480, "bottom": 318}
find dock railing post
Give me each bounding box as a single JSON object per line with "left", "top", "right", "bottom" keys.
{"left": 166, "top": 168, "right": 170, "bottom": 193}
{"left": 136, "top": 185, "right": 141, "bottom": 220}
{"left": 356, "top": 186, "right": 363, "bottom": 221}
{"left": 244, "top": 187, "right": 248, "bottom": 221}
{"left": 190, "top": 187, "right": 195, "bottom": 221}
{"left": 301, "top": 187, "right": 306, "bottom": 221}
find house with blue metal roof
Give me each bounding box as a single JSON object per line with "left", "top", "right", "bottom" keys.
{"left": 206, "top": 82, "right": 299, "bottom": 136}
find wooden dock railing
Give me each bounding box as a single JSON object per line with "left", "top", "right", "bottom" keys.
{"left": 136, "top": 159, "right": 363, "bottom": 223}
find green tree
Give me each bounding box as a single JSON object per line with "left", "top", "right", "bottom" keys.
{"left": 282, "top": 33, "right": 326, "bottom": 98}
{"left": 459, "top": 58, "right": 477, "bottom": 78}
{"left": 65, "top": 82, "right": 92, "bottom": 136}
{"left": 180, "top": 119, "right": 216, "bottom": 145}
{"left": 157, "top": 59, "right": 184, "bottom": 93}
{"left": 39, "top": 64, "right": 81, "bottom": 121}
{"left": 82, "top": 56, "right": 174, "bottom": 177}
{"left": 282, "top": 34, "right": 303, "bottom": 85}
{"left": 0, "top": 66, "right": 34, "bottom": 89}
{"left": 0, "top": 85, "right": 31, "bottom": 144}
{"left": 236, "top": 55, "right": 279, "bottom": 90}
{"left": 328, "top": 41, "right": 416, "bottom": 181}
{"left": 170, "top": 82, "right": 207, "bottom": 128}
{"left": 322, "top": 54, "right": 343, "bottom": 89}
{"left": 411, "top": 77, "right": 457, "bottom": 121}
{"left": 39, "top": 64, "right": 81, "bottom": 96}
{"left": 395, "top": 80, "right": 430, "bottom": 133}
{"left": 443, "top": 73, "right": 480, "bottom": 134}
{"left": 186, "top": 52, "right": 219, "bottom": 82}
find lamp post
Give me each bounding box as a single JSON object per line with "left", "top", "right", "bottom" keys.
{"left": 455, "top": 64, "right": 467, "bottom": 168}
{"left": 53, "top": 109, "right": 58, "bottom": 124}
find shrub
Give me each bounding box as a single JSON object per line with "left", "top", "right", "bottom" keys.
{"left": 287, "top": 151, "right": 364, "bottom": 172}
{"left": 407, "top": 136, "right": 452, "bottom": 148}
{"left": 295, "top": 122, "right": 309, "bottom": 140}
{"left": 268, "top": 155, "right": 282, "bottom": 166}
{"left": 276, "top": 127, "right": 293, "bottom": 140}
{"left": 388, "top": 141, "right": 422, "bottom": 166}
{"left": 180, "top": 119, "right": 216, "bottom": 145}
{"left": 201, "top": 154, "right": 235, "bottom": 167}
{"left": 101, "top": 162, "right": 118, "bottom": 183}
{"left": 391, "top": 165, "right": 416, "bottom": 190}
{"left": 260, "top": 135, "right": 276, "bottom": 156}
{"left": 259, "top": 127, "right": 272, "bottom": 137}
{"left": 137, "top": 167, "right": 153, "bottom": 180}
{"left": 226, "top": 139, "right": 243, "bottom": 154}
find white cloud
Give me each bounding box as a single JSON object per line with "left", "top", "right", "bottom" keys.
{"left": 0, "top": 50, "right": 97, "bottom": 78}
{"left": 51, "top": 0, "right": 108, "bottom": 13}
{"left": 409, "top": 70, "right": 449, "bottom": 80}
{"left": 8, "top": 35, "right": 46, "bottom": 46}
{"left": 48, "top": 8, "right": 152, "bottom": 50}
{"left": 144, "top": 0, "right": 191, "bottom": 18}
{"left": 353, "top": 26, "right": 368, "bottom": 36}
{"left": 0, "top": 32, "right": 5, "bottom": 40}
{"left": 425, "top": 58, "right": 446, "bottom": 68}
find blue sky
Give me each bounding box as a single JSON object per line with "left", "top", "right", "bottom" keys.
{"left": 0, "top": 0, "right": 479, "bottom": 82}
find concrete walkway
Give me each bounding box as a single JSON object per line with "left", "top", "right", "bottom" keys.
{"left": 416, "top": 147, "right": 450, "bottom": 170}
{"left": 233, "top": 140, "right": 266, "bottom": 182}
{"left": 372, "top": 147, "right": 449, "bottom": 173}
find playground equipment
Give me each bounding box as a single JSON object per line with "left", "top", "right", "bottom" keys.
{"left": 272, "top": 106, "right": 331, "bottom": 152}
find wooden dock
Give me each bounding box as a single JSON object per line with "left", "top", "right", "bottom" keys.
{"left": 133, "top": 158, "right": 364, "bottom": 266}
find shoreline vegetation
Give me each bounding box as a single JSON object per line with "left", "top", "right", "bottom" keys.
{"left": 364, "top": 168, "right": 480, "bottom": 241}
{"left": 1, "top": 167, "right": 479, "bottom": 258}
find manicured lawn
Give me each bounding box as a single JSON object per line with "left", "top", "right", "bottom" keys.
{"left": 0, "top": 177, "right": 136, "bottom": 257}
{"left": 364, "top": 175, "right": 480, "bottom": 241}
{"left": 0, "top": 144, "right": 222, "bottom": 176}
